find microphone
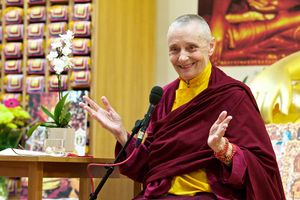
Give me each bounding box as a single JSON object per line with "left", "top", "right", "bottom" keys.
{"left": 135, "top": 86, "right": 163, "bottom": 147}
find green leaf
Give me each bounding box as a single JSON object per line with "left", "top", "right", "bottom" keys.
{"left": 60, "top": 112, "right": 72, "bottom": 127}
{"left": 39, "top": 122, "right": 58, "bottom": 127}
{"left": 27, "top": 121, "right": 59, "bottom": 137}
{"left": 54, "top": 93, "right": 69, "bottom": 123}
{"left": 27, "top": 122, "right": 46, "bottom": 137}
{"left": 59, "top": 102, "right": 70, "bottom": 124}
{"left": 41, "top": 106, "right": 57, "bottom": 124}
{"left": 242, "top": 76, "right": 248, "bottom": 83}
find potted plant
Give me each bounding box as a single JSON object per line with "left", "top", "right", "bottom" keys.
{"left": 0, "top": 98, "right": 31, "bottom": 150}
{"left": 28, "top": 30, "right": 75, "bottom": 153}
{"left": 0, "top": 98, "right": 31, "bottom": 198}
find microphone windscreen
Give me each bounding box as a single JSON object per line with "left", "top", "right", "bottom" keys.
{"left": 149, "top": 86, "right": 163, "bottom": 105}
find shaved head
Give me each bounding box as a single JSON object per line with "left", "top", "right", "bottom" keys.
{"left": 168, "top": 14, "right": 213, "bottom": 42}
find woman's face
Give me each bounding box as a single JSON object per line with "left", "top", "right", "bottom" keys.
{"left": 167, "top": 22, "right": 214, "bottom": 81}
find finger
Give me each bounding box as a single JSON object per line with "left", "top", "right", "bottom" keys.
{"left": 255, "top": 91, "right": 266, "bottom": 112}
{"left": 80, "top": 103, "right": 109, "bottom": 126}
{"left": 212, "top": 115, "right": 232, "bottom": 137}
{"left": 210, "top": 111, "right": 231, "bottom": 135}
{"left": 79, "top": 102, "right": 86, "bottom": 108}
{"left": 210, "top": 111, "right": 227, "bottom": 134}
{"left": 223, "top": 115, "right": 233, "bottom": 124}
{"left": 79, "top": 102, "right": 94, "bottom": 113}
{"left": 216, "top": 128, "right": 226, "bottom": 139}
{"left": 215, "top": 45, "right": 222, "bottom": 59}
{"left": 83, "top": 96, "right": 100, "bottom": 111}
{"left": 262, "top": 91, "right": 278, "bottom": 123}
{"left": 215, "top": 111, "right": 227, "bottom": 125}
{"left": 101, "top": 96, "right": 116, "bottom": 113}
{"left": 220, "top": 116, "right": 232, "bottom": 128}
{"left": 210, "top": 115, "right": 231, "bottom": 134}
{"left": 79, "top": 102, "right": 97, "bottom": 117}
{"left": 279, "top": 84, "right": 292, "bottom": 115}
{"left": 211, "top": 127, "right": 225, "bottom": 140}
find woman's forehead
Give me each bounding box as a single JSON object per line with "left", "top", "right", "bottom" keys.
{"left": 167, "top": 27, "right": 206, "bottom": 46}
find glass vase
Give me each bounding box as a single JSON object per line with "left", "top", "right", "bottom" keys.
{"left": 0, "top": 177, "right": 8, "bottom": 200}
{"left": 0, "top": 128, "right": 25, "bottom": 151}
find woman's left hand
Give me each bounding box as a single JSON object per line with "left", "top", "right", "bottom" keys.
{"left": 208, "top": 111, "right": 232, "bottom": 152}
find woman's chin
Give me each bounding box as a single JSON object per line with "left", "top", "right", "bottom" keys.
{"left": 180, "top": 74, "right": 195, "bottom": 81}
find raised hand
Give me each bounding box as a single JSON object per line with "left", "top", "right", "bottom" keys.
{"left": 208, "top": 111, "right": 232, "bottom": 152}
{"left": 79, "top": 96, "right": 127, "bottom": 145}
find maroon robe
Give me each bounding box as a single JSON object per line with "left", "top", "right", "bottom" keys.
{"left": 116, "top": 66, "right": 285, "bottom": 200}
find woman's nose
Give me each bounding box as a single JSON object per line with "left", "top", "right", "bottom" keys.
{"left": 178, "top": 51, "right": 189, "bottom": 62}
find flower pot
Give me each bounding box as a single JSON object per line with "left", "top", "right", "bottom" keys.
{"left": 45, "top": 128, "right": 75, "bottom": 153}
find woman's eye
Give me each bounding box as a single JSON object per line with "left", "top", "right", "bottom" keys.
{"left": 188, "top": 46, "right": 197, "bottom": 51}
{"left": 170, "top": 48, "right": 178, "bottom": 53}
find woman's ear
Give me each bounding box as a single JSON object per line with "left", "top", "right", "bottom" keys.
{"left": 208, "top": 37, "right": 216, "bottom": 56}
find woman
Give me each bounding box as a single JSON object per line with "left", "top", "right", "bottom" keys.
{"left": 80, "top": 14, "right": 285, "bottom": 199}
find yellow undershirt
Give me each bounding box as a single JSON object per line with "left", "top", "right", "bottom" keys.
{"left": 168, "top": 62, "right": 212, "bottom": 196}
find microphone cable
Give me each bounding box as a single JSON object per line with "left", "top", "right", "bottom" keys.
{"left": 87, "top": 147, "right": 138, "bottom": 193}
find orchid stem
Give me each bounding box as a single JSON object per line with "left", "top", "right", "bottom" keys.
{"left": 57, "top": 74, "right": 62, "bottom": 101}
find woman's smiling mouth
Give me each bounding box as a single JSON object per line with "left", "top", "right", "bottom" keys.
{"left": 179, "top": 63, "right": 195, "bottom": 69}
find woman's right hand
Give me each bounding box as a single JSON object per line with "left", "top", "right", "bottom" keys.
{"left": 79, "top": 96, "right": 128, "bottom": 145}
{"left": 208, "top": 111, "right": 232, "bottom": 152}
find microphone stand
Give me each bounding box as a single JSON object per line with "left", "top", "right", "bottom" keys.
{"left": 89, "top": 119, "right": 143, "bottom": 200}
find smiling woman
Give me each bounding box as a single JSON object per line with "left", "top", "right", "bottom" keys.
{"left": 167, "top": 19, "right": 214, "bottom": 82}
{"left": 80, "top": 14, "right": 285, "bottom": 200}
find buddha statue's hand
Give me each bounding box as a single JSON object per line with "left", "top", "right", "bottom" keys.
{"left": 249, "top": 64, "right": 292, "bottom": 123}
{"left": 248, "top": 0, "right": 278, "bottom": 12}
{"left": 210, "top": 20, "right": 227, "bottom": 65}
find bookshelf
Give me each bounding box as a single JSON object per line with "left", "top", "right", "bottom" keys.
{"left": 0, "top": 0, "right": 93, "bottom": 157}
{"left": 0, "top": 0, "right": 93, "bottom": 107}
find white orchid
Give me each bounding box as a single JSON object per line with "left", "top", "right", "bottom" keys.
{"left": 52, "top": 59, "right": 65, "bottom": 74}
{"left": 46, "top": 51, "right": 58, "bottom": 61}
{"left": 51, "top": 40, "right": 62, "bottom": 49}
{"left": 47, "top": 30, "right": 74, "bottom": 75}
{"left": 62, "top": 46, "right": 72, "bottom": 56}
{"left": 60, "top": 30, "right": 74, "bottom": 42}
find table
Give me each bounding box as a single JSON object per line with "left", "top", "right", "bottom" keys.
{"left": 0, "top": 155, "right": 120, "bottom": 200}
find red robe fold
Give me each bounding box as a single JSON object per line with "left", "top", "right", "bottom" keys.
{"left": 116, "top": 66, "right": 285, "bottom": 200}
